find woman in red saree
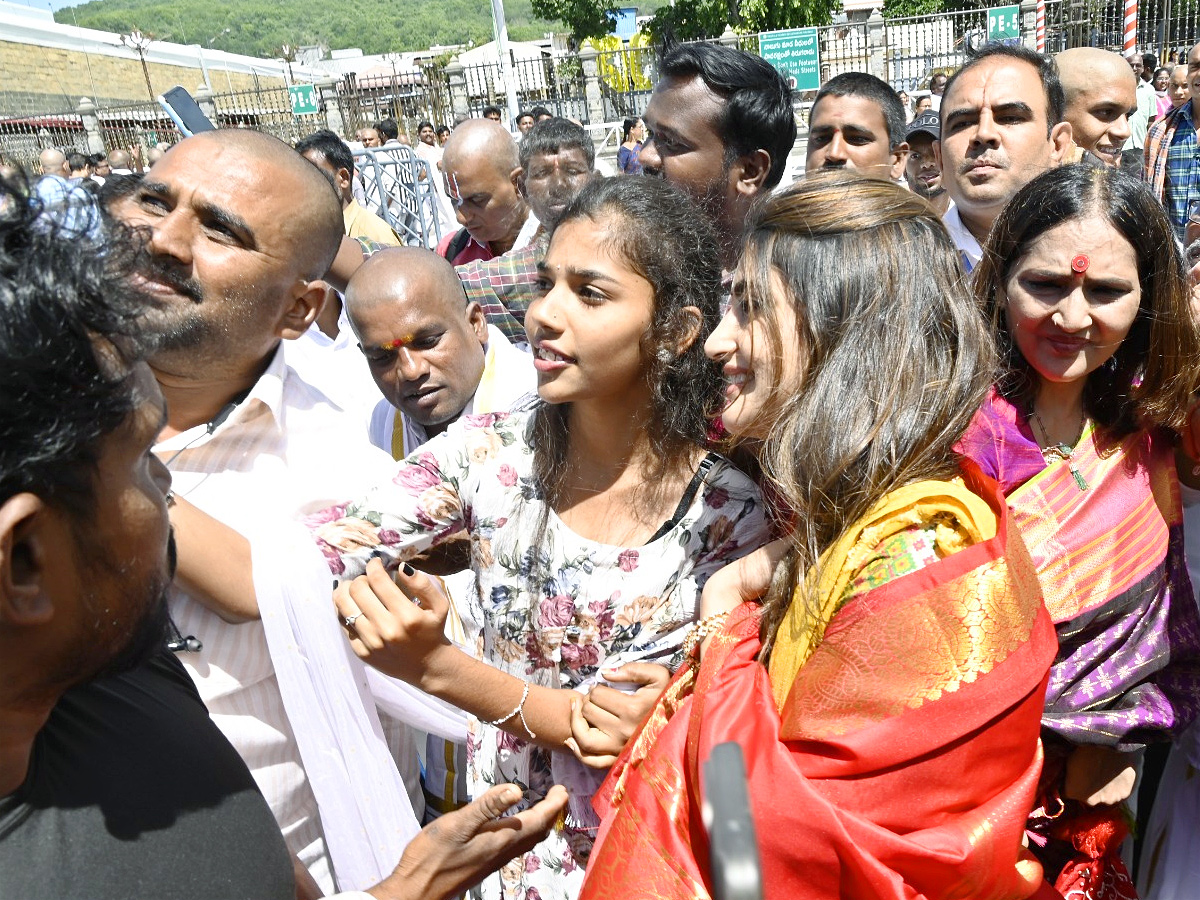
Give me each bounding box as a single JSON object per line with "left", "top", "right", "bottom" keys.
{"left": 578, "top": 173, "right": 1058, "bottom": 900}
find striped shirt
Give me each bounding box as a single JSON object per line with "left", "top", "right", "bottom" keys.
{"left": 157, "top": 343, "right": 422, "bottom": 893}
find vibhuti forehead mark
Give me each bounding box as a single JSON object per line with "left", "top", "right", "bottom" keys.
{"left": 448, "top": 171, "right": 463, "bottom": 207}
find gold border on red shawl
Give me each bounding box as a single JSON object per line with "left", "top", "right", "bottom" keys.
{"left": 780, "top": 546, "right": 1043, "bottom": 740}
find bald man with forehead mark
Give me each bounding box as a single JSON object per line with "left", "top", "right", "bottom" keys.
{"left": 347, "top": 246, "right": 535, "bottom": 459}
{"left": 437, "top": 119, "right": 531, "bottom": 265}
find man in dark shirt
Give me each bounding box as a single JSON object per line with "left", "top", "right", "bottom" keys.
{"left": 0, "top": 173, "right": 565, "bottom": 900}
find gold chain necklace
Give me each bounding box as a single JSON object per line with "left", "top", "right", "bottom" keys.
{"left": 1030, "top": 407, "right": 1089, "bottom": 491}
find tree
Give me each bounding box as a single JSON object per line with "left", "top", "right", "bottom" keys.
{"left": 644, "top": 0, "right": 841, "bottom": 43}
{"left": 530, "top": 0, "right": 621, "bottom": 45}
{"left": 646, "top": 0, "right": 729, "bottom": 42}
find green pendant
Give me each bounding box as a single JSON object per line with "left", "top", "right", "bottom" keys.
{"left": 1070, "top": 465, "right": 1089, "bottom": 492}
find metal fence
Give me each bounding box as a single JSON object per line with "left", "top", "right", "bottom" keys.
{"left": 0, "top": 115, "right": 88, "bottom": 170}
{"left": 459, "top": 55, "right": 589, "bottom": 122}
{"left": 354, "top": 146, "right": 446, "bottom": 247}
{"left": 8, "top": 0, "right": 1200, "bottom": 174}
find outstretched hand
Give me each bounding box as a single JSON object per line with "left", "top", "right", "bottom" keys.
{"left": 369, "top": 783, "right": 569, "bottom": 900}
{"left": 333, "top": 557, "right": 452, "bottom": 687}
{"left": 565, "top": 662, "right": 670, "bottom": 768}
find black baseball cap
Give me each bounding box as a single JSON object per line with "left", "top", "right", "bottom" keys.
{"left": 906, "top": 110, "right": 940, "bottom": 142}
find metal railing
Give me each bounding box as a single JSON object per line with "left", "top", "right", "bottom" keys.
{"left": 354, "top": 146, "right": 446, "bottom": 248}
{"left": 9, "top": 0, "right": 1200, "bottom": 174}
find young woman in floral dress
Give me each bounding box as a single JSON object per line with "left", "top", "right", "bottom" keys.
{"left": 311, "top": 176, "right": 769, "bottom": 900}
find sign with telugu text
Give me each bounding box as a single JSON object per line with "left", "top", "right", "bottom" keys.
{"left": 987, "top": 5, "right": 1020, "bottom": 43}
{"left": 759, "top": 28, "right": 820, "bottom": 92}
{"left": 289, "top": 84, "right": 319, "bottom": 116}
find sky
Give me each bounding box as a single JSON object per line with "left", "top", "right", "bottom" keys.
{"left": 8, "top": 0, "right": 82, "bottom": 10}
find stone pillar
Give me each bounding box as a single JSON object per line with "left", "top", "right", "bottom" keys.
{"left": 1019, "top": 0, "right": 1039, "bottom": 50}
{"left": 446, "top": 58, "right": 470, "bottom": 120}
{"left": 867, "top": 9, "right": 887, "bottom": 83}
{"left": 316, "top": 78, "right": 345, "bottom": 136}
{"left": 193, "top": 85, "right": 219, "bottom": 126}
{"left": 719, "top": 25, "right": 738, "bottom": 47}
{"left": 580, "top": 46, "right": 604, "bottom": 126}
{"left": 76, "top": 97, "right": 106, "bottom": 154}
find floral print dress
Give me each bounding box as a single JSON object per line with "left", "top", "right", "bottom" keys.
{"left": 310, "top": 410, "right": 769, "bottom": 900}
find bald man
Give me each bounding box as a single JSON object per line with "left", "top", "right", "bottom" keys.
{"left": 1058, "top": 47, "right": 1138, "bottom": 167}
{"left": 347, "top": 247, "right": 535, "bottom": 459}
{"left": 436, "top": 119, "right": 531, "bottom": 265}
{"left": 114, "top": 128, "right": 447, "bottom": 893}
{"left": 37, "top": 147, "right": 67, "bottom": 177}
{"left": 346, "top": 246, "right": 535, "bottom": 822}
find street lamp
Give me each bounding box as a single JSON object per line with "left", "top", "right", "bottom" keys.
{"left": 280, "top": 43, "right": 297, "bottom": 86}
{"left": 120, "top": 29, "right": 155, "bottom": 102}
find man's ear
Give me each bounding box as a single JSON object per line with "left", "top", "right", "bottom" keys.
{"left": 889, "top": 141, "right": 911, "bottom": 181}
{"left": 279, "top": 281, "right": 328, "bottom": 340}
{"left": 335, "top": 166, "right": 353, "bottom": 194}
{"left": 1049, "top": 121, "right": 1074, "bottom": 166}
{"left": 512, "top": 166, "right": 527, "bottom": 198}
{"left": 466, "top": 301, "right": 488, "bottom": 345}
{"left": 730, "top": 149, "right": 772, "bottom": 199}
{"left": 0, "top": 493, "right": 54, "bottom": 625}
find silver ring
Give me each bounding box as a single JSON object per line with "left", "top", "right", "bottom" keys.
{"left": 343, "top": 613, "right": 361, "bottom": 628}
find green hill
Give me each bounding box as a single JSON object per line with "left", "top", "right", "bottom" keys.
{"left": 57, "top": 0, "right": 573, "bottom": 57}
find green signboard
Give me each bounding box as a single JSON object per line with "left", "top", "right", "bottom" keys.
{"left": 987, "top": 5, "right": 1020, "bottom": 43}
{"left": 759, "top": 28, "right": 821, "bottom": 92}
{"left": 289, "top": 84, "right": 319, "bottom": 116}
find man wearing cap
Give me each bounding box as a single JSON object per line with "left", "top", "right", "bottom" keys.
{"left": 905, "top": 110, "right": 948, "bottom": 216}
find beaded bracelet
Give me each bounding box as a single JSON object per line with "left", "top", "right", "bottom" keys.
{"left": 482, "top": 681, "right": 537, "bottom": 739}
{"left": 682, "top": 610, "right": 731, "bottom": 658}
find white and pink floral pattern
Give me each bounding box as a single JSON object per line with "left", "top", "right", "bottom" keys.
{"left": 310, "top": 410, "right": 768, "bottom": 900}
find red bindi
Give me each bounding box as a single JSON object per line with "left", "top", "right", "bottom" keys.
{"left": 1070, "top": 254, "right": 1089, "bottom": 274}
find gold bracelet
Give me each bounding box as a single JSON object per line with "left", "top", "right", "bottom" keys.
{"left": 682, "top": 611, "right": 731, "bottom": 658}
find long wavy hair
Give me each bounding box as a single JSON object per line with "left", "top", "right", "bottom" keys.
{"left": 973, "top": 164, "right": 1200, "bottom": 440}
{"left": 744, "top": 172, "right": 996, "bottom": 661}
{"left": 530, "top": 175, "right": 724, "bottom": 536}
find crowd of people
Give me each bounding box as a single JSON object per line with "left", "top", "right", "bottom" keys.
{"left": 6, "top": 33, "right": 1200, "bottom": 900}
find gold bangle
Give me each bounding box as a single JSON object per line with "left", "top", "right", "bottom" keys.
{"left": 682, "top": 610, "right": 731, "bottom": 658}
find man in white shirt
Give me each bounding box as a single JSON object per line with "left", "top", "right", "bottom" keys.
{"left": 934, "top": 43, "right": 1072, "bottom": 271}
{"left": 346, "top": 246, "right": 536, "bottom": 820}
{"left": 347, "top": 247, "right": 535, "bottom": 460}
{"left": 113, "top": 127, "right": 453, "bottom": 895}
{"left": 1122, "top": 50, "right": 1159, "bottom": 173}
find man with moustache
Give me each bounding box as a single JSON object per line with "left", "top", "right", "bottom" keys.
{"left": 436, "top": 119, "right": 531, "bottom": 265}
{"left": 934, "top": 43, "right": 1072, "bottom": 270}
{"left": 0, "top": 174, "right": 567, "bottom": 900}
{"left": 114, "top": 127, "right": 469, "bottom": 895}
{"left": 1168, "top": 64, "right": 1191, "bottom": 111}
{"left": 805, "top": 71, "right": 910, "bottom": 182}
{"left": 1147, "top": 42, "right": 1200, "bottom": 241}
{"left": 1057, "top": 47, "right": 1137, "bottom": 168}
{"left": 905, "top": 109, "right": 949, "bottom": 215}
